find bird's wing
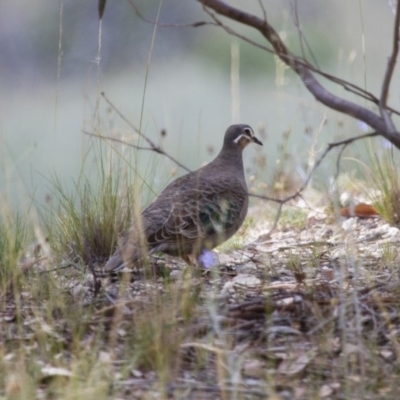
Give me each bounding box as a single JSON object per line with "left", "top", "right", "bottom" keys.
{"left": 104, "top": 174, "right": 247, "bottom": 272}
{"left": 143, "top": 175, "right": 247, "bottom": 247}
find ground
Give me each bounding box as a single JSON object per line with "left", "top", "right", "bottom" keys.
{"left": 2, "top": 198, "right": 400, "bottom": 399}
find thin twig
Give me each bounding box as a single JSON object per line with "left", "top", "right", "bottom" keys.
{"left": 252, "top": 131, "right": 379, "bottom": 204}
{"left": 38, "top": 263, "right": 76, "bottom": 274}
{"left": 334, "top": 143, "right": 349, "bottom": 180}
{"left": 126, "top": 0, "right": 211, "bottom": 28}
{"left": 256, "top": 202, "right": 282, "bottom": 240}
{"left": 100, "top": 92, "right": 191, "bottom": 172}
{"left": 291, "top": 0, "right": 320, "bottom": 69}
{"left": 84, "top": 131, "right": 157, "bottom": 153}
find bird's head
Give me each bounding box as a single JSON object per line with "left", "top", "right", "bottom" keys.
{"left": 223, "top": 124, "right": 263, "bottom": 151}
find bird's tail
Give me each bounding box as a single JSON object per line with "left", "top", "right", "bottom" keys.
{"left": 104, "top": 248, "right": 126, "bottom": 272}
{"left": 104, "top": 229, "right": 147, "bottom": 272}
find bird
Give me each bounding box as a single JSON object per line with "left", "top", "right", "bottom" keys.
{"left": 104, "top": 124, "right": 263, "bottom": 272}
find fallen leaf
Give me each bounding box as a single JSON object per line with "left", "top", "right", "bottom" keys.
{"left": 242, "top": 359, "right": 266, "bottom": 378}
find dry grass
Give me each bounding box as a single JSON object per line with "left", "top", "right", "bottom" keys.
{"left": 363, "top": 141, "right": 400, "bottom": 227}
{"left": 2, "top": 162, "right": 400, "bottom": 399}
{"left": 4, "top": 1, "right": 400, "bottom": 397}
{"left": 10, "top": 74, "right": 400, "bottom": 400}
{"left": 2, "top": 124, "right": 400, "bottom": 399}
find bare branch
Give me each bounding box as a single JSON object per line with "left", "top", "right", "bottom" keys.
{"left": 84, "top": 131, "right": 160, "bottom": 153}
{"left": 255, "top": 202, "right": 283, "bottom": 241}
{"left": 211, "top": 10, "right": 400, "bottom": 117}
{"left": 200, "top": 0, "right": 400, "bottom": 148}
{"left": 326, "top": 131, "right": 379, "bottom": 149}
{"left": 126, "top": 0, "right": 400, "bottom": 117}
{"left": 379, "top": 0, "right": 400, "bottom": 132}
{"left": 203, "top": 7, "right": 274, "bottom": 55}
{"left": 210, "top": 8, "right": 400, "bottom": 114}
{"left": 334, "top": 143, "right": 348, "bottom": 181}
{"left": 209, "top": 9, "right": 400, "bottom": 116}
{"left": 252, "top": 131, "right": 378, "bottom": 240}
{"left": 99, "top": 92, "right": 191, "bottom": 172}
{"left": 291, "top": 0, "right": 320, "bottom": 69}
{"left": 251, "top": 131, "right": 379, "bottom": 205}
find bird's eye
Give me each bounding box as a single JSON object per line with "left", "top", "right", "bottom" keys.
{"left": 243, "top": 128, "right": 252, "bottom": 136}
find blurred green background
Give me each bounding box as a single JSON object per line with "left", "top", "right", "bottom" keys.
{"left": 0, "top": 0, "right": 397, "bottom": 207}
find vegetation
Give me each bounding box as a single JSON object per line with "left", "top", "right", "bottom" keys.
{"left": 363, "top": 141, "right": 400, "bottom": 226}
{"left": 1, "top": 135, "right": 400, "bottom": 398}
{"left": 2, "top": 1, "right": 400, "bottom": 398}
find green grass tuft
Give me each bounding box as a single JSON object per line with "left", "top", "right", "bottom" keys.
{"left": 41, "top": 139, "right": 148, "bottom": 267}
{"left": 0, "top": 207, "right": 29, "bottom": 291}
{"left": 364, "top": 141, "right": 400, "bottom": 226}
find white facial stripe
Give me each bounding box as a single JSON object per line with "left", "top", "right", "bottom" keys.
{"left": 233, "top": 133, "right": 253, "bottom": 144}
{"left": 233, "top": 134, "right": 246, "bottom": 144}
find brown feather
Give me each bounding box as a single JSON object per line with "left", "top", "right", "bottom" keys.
{"left": 104, "top": 124, "right": 262, "bottom": 272}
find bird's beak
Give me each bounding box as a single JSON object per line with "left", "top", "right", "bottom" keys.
{"left": 252, "top": 136, "right": 263, "bottom": 146}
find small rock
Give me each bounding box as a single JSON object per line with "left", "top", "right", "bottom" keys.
{"left": 170, "top": 270, "right": 183, "bottom": 281}
{"left": 221, "top": 281, "right": 235, "bottom": 294}
{"left": 331, "top": 248, "right": 348, "bottom": 259}
{"left": 320, "top": 384, "right": 333, "bottom": 398}
{"left": 131, "top": 369, "right": 143, "bottom": 378}
{"left": 276, "top": 267, "right": 292, "bottom": 276}
{"left": 41, "top": 366, "right": 72, "bottom": 378}
{"left": 218, "top": 253, "right": 235, "bottom": 265}
{"left": 340, "top": 192, "right": 351, "bottom": 206}
{"left": 70, "top": 284, "right": 85, "bottom": 298}
{"left": 342, "top": 218, "right": 357, "bottom": 231}
{"left": 307, "top": 210, "right": 327, "bottom": 221}
{"left": 321, "top": 267, "right": 335, "bottom": 281}
{"left": 232, "top": 274, "right": 261, "bottom": 288}
{"left": 387, "top": 226, "right": 400, "bottom": 239}
{"left": 242, "top": 359, "right": 266, "bottom": 378}
{"left": 379, "top": 350, "right": 394, "bottom": 361}
{"left": 236, "top": 262, "right": 257, "bottom": 274}
{"left": 98, "top": 352, "right": 112, "bottom": 363}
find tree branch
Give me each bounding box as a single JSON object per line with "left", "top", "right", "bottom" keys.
{"left": 125, "top": 1, "right": 400, "bottom": 117}
{"left": 84, "top": 131, "right": 161, "bottom": 153}
{"left": 199, "top": 0, "right": 400, "bottom": 148}
{"left": 204, "top": 5, "right": 400, "bottom": 117}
